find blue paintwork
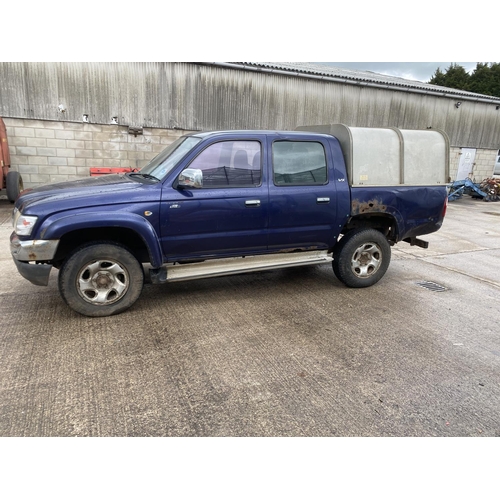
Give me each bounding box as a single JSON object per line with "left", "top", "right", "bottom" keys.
{"left": 266, "top": 134, "right": 340, "bottom": 251}
{"left": 159, "top": 133, "right": 269, "bottom": 260}
{"left": 13, "top": 131, "right": 447, "bottom": 269}
{"left": 41, "top": 210, "right": 164, "bottom": 268}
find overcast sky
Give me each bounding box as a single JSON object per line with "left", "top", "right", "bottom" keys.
{"left": 318, "top": 62, "right": 479, "bottom": 83}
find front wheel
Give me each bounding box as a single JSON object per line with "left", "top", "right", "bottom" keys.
{"left": 58, "top": 243, "right": 144, "bottom": 317}
{"left": 333, "top": 228, "right": 391, "bottom": 288}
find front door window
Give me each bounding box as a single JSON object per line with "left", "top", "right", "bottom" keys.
{"left": 189, "top": 140, "right": 262, "bottom": 188}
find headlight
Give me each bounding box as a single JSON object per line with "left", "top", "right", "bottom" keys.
{"left": 13, "top": 209, "right": 38, "bottom": 236}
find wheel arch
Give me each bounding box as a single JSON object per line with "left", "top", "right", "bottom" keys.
{"left": 42, "top": 213, "right": 163, "bottom": 268}
{"left": 341, "top": 213, "right": 400, "bottom": 243}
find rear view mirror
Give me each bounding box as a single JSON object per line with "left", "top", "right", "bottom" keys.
{"left": 178, "top": 168, "right": 203, "bottom": 189}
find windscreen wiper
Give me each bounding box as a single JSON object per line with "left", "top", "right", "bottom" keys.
{"left": 128, "top": 172, "right": 160, "bottom": 182}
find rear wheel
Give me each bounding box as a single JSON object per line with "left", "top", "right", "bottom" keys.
{"left": 58, "top": 243, "right": 144, "bottom": 317}
{"left": 6, "top": 170, "right": 23, "bottom": 203}
{"left": 333, "top": 228, "right": 391, "bottom": 288}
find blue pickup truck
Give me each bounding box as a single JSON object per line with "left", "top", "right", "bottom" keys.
{"left": 10, "top": 125, "right": 449, "bottom": 317}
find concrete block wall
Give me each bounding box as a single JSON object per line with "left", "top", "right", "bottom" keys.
{"left": 449, "top": 147, "right": 498, "bottom": 182}
{"left": 472, "top": 148, "right": 498, "bottom": 180}
{"left": 4, "top": 118, "right": 193, "bottom": 189}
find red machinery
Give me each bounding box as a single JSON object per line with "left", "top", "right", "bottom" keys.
{"left": 0, "top": 117, "right": 23, "bottom": 203}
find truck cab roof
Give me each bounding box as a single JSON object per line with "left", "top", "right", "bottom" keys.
{"left": 188, "top": 130, "right": 333, "bottom": 139}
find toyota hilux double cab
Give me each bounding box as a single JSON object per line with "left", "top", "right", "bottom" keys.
{"left": 10, "top": 124, "right": 449, "bottom": 317}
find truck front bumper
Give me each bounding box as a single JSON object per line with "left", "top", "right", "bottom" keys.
{"left": 10, "top": 232, "right": 59, "bottom": 286}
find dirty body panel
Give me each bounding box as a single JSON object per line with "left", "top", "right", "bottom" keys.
{"left": 349, "top": 185, "right": 447, "bottom": 242}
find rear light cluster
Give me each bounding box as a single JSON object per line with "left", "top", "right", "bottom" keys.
{"left": 442, "top": 197, "right": 448, "bottom": 218}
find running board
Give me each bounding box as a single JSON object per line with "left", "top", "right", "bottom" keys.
{"left": 164, "top": 250, "right": 333, "bottom": 282}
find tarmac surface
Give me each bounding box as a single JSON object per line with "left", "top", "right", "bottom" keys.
{"left": 0, "top": 193, "right": 499, "bottom": 436}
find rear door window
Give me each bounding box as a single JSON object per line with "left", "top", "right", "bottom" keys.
{"left": 272, "top": 141, "right": 327, "bottom": 186}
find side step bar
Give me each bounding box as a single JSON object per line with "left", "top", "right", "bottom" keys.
{"left": 162, "top": 250, "right": 333, "bottom": 282}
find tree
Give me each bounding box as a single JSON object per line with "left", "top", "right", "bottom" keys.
{"left": 444, "top": 63, "right": 470, "bottom": 90}
{"left": 429, "top": 62, "right": 500, "bottom": 98}
{"left": 469, "top": 63, "right": 494, "bottom": 95}
{"left": 487, "top": 63, "right": 500, "bottom": 97}
{"left": 429, "top": 67, "right": 446, "bottom": 86}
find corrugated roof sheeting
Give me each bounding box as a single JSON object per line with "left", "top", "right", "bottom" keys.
{"left": 240, "top": 62, "right": 500, "bottom": 102}
{"left": 1, "top": 62, "right": 500, "bottom": 149}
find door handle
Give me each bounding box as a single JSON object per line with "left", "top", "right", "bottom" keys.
{"left": 317, "top": 197, "right": 330, "bottom": 203}
{"left": 245, "top": 199, "right": 261, "bottom": 207}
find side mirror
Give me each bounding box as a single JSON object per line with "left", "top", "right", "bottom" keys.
{"left": 177, "top": 168, "right": 203, "bottom": 189}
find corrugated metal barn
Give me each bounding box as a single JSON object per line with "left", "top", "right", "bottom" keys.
{"left": 1, "top": 62, "right": 500, "bottom": 187}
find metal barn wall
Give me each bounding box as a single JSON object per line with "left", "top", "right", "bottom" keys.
{"left": 1, "top": 62, "right": 500, "bottom": 149}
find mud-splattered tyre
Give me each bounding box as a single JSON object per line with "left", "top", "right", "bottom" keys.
{"left": 333, "top": 228, "right": 391, "bottom": 288}
{"left": 6, "top": 170, "right": 23, "bottom": 203}
{"left": 58, "top": 243, "right": 144, "bottom": 317}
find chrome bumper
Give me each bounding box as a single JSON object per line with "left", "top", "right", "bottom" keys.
{"left": 10, "top": 233, "right": 59, "bottom": 286}
{"left": 10, "top": 233, "right": 59, "bottom": 261}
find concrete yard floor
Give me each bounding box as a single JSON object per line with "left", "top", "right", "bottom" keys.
{"left": 0, "top": 194, "right": 499, "bottom": 437}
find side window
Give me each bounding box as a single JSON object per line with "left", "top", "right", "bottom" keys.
{"left": 273, "top": 141, "right": 327, "bottom": 186}
{"left": 188, "top": 140, "right": 262, "bottom": 188}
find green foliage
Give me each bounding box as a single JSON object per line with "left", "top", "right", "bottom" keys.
{"left": 429, "top": 63, "right": 500, "bottom": 98}
{"left": 429, "top": 67, "right": 446, "bottom": 86}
